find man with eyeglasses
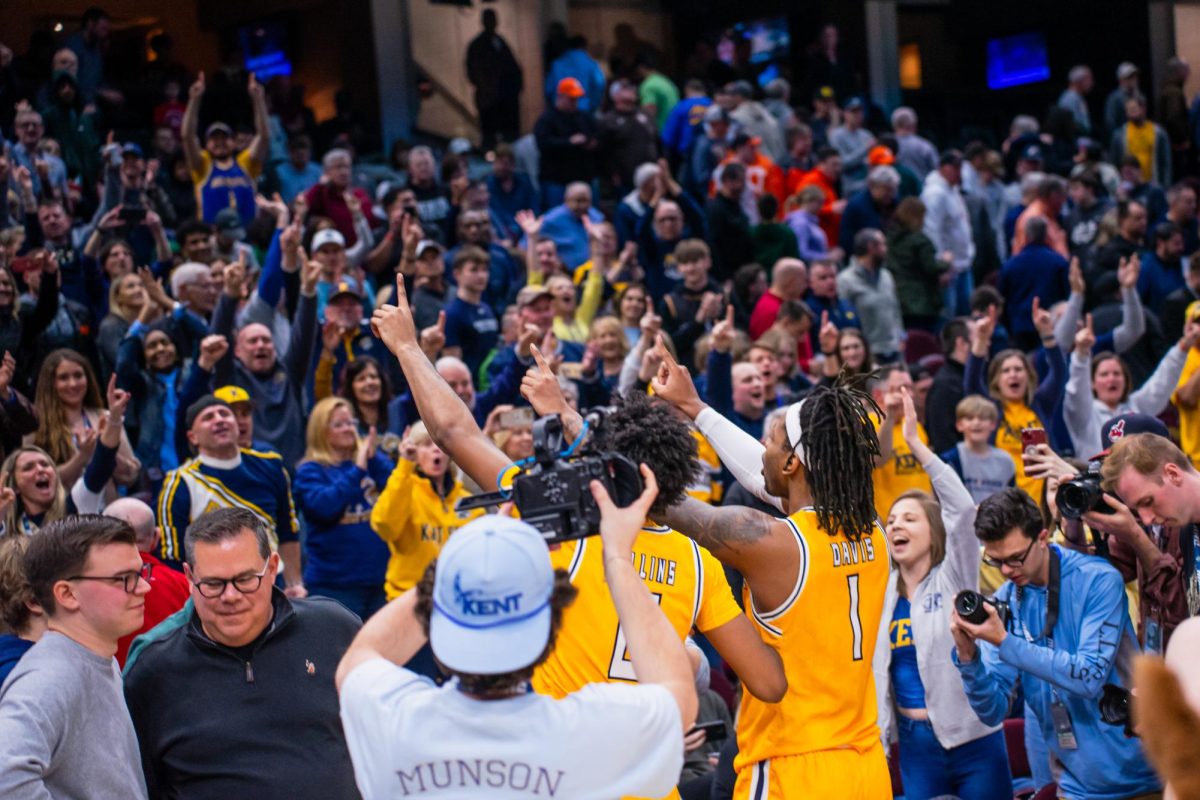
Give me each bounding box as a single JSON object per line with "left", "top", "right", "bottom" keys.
{"left": 123, "top": 507, "right": 361, "bottom": 799}
{"left": 949, "top": 487, "right": 1160, "bottom": 800}
{"left": 9, "top": 104, "right": 69, "bottom": 201}
{"left": 0, "top": 515, "right": 150, "bottom": 798}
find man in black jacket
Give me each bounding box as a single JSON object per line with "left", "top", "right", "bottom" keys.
{"left": 123, "top": 508, "right": 361, "bottom": 800}
{"left": 533, "top": 78, "right": 598, "bottom": 209}
{"left": 704, "top": 162, "right": 754, "bottom": 283}
{"left": 924, "top": 318, "right": 970, "bottom": 454}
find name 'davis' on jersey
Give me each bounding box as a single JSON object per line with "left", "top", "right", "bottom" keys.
{"left": 830, "top": 537, "right": 877, "bottom": 568}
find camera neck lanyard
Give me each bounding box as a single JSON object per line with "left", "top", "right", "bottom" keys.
{"left": 1014, "top": 545, "right": 1061, "bottom": 648}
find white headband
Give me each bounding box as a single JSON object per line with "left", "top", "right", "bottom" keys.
{"left": 784, "top": 400, "right": 807, "bottom": 465}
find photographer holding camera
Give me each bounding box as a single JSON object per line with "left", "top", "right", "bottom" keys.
{"left": 1100, "top": 431, "right": 1200, "bottom": 627}
{"left": 949, "top": 487, "right": 1160, "bottom": 800}
{"left": 1046, "top": 415, "right": 1196, "bottom": 654}
{"left": 335, "top": 470, "right": 699, "bottom": 799}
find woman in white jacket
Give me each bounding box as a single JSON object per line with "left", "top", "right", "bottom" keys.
{"left": 1063, "top": 313, "right": 1196, "bottom": 456}
{"left": 872, "top": 387, "right": 1012, "bottom": 800}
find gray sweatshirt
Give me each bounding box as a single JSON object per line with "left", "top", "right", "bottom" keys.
{"left": 871, "top": 456, "right": 1002, "bottom": 749}
{"left": 0, "top": 631, "right": 148, "bottom": 799}
{"left": 837, "top": 259, "right": 904, "bottom": 357}
{"left": 1064, "top": 344, "right": 1186, "bottom": 456}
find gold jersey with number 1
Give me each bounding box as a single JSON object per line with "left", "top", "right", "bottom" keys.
{"left": 733, "top": 507, "right": 891, "bottom": 800}
{"left": 533, "top": 523, "right": 743, "bottom": 800}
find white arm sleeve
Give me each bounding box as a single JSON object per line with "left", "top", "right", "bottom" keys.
{"left": 1113, "top": 287, "right": 1145, "bottom": 353}
{"left": 694, "top": 406, "right": 785, "bottom": 512}
{"left": 617, "top": 345, "right": 643, "bottom": 398}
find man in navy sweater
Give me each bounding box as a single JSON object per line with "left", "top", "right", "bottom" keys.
{"left": 997, "top": 216, "right": 1070, "bottom": 351}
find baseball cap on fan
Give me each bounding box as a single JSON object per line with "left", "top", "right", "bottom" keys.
{"left": 1097, "top": 413, "right": 1169, "bottom": 458}
{"left": 429, "top": 515, "right": 554, "bottom": 674}
{"left": 556, "top": 77, "right": 585, "bottom": 99}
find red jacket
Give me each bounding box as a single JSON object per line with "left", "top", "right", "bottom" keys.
{"left": 302, "top": 183, "right": 375, "bottom": 247}
{"left": 116, "top": 552, "right": 191, "bottom": 667}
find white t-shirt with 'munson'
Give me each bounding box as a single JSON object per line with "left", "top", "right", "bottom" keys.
{"left": 340, "top": 658, "right": 683, "bottom": 799}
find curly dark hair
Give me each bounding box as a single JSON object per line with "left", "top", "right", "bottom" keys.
{"left": 594, "top": 391, "right": 700, "bottom": 516}
{"left": 414, "top": 561, "right": 577, "bottom": 695}
{"left": 797, "top": 381, "right": 883, "bottom": 541}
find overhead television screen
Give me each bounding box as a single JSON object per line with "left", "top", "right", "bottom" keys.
{"left": 716, "top": 17, "right": 791, "bottom": 66}
{"left": 987, "top": 31, "right": 1050, "bottom": 89}
{"left": 239, "top": 21, "right": 292, "bottom": 80}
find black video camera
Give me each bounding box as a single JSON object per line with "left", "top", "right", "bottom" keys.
{"left": 456, "top": 411, "right": 643, "bottom": 544}
{"left": 954, "top": 590, "right": 1011, "bottom": 625}
{"left": 1099, "top": 683, "right": 1135, "bottom": 737}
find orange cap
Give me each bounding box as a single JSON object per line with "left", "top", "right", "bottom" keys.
{"left": 556, "top": 77, "right": 586, "bottom": 99}
{"left": 867, "top": 145, "right": 896, "bottom": 166}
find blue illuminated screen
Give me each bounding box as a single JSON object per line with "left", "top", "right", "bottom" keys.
{"left": 987, "top": 32, "right": 1050, "bottom": 89}
{"left": 239, "top": 21, "right": 292, "bottom": 80}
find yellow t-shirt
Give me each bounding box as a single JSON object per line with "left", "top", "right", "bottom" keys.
{"left": 871, "top": 415, "right": 934, "bottom": 522}
{"left": 1173, "top": 347, "right": 1200, "bottom": 468}
{"left": 995, "top": 400, "right": 1045, "bottom": 503}
{"left": 735, "top": 508, "right": 890, "bottom": 769}
{"left": 1124, "top": 121, "right": 1156, "bottom": 181}
{"left": 369, "top": 460, "right": 483, "bottom": 599}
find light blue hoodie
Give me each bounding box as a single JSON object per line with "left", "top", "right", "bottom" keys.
{"left": 954, "top": 545, "right": 1159, "bottom": 800}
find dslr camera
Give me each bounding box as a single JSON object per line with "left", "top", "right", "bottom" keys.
{"left": 456, "top": 411, "right": 643, "bottom": 544}
{"left": 954, "top": 590, "right": 1011, "bottom": 625}
{"left": 1055, "top": 459, "right": 1114, "bottom": 519}
{"left": 1099, "top": 683, "right": 1135, "bottom": 737}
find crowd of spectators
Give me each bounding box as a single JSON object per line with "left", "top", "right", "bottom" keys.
{"left": 1, "top": 7, "right": 1200, "bottom": 800}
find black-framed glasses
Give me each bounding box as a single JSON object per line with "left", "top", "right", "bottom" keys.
{"left": 67, "top": 562, "right": 153, "bottom": 593}
{"left": 191, "top": 560, "right": 270, "bottom": 599}
{"left": 981, "top": 537, "right": 1038, "bottom": 570}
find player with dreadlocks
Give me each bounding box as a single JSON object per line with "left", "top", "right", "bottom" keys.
{"left": 650, "top": 335, "right": 892, "bottom": 800}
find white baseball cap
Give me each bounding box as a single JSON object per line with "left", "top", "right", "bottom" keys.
{"left": 430, "top": 515, "right": 553, "bottom": 675}
{"left": 311, "top": 228, "right": 346, "bottom": 252}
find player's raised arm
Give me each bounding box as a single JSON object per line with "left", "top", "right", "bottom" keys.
{"left": 372, "top": 275, "right": 512, "bottom": 488}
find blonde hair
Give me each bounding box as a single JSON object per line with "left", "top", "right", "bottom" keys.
{"left": 301, "top": 397, "right": 358, "bottom": 466}
{"left": 956, "top": 394, "right": 999, "bottom": 422}
{"left": 107, "top": 273, "right": 142, "bottom": 323}
{"left": 405, "top": 420, "right": 433, "bottom": 447}
{"left": 1100, "top": 433, "right": 1194, "bottom": 493}
{"left": 1, "top": 446, "right": 66, "bottom": 536}
{"left": 588, "top": 316, "right": 629, "bottom": 359}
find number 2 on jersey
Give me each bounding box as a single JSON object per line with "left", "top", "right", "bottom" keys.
{"left": 847, "top": 573, "right": 863, "bottom": 661}
{"left": 608, "top": 592, "right": 664, "bottom": 680}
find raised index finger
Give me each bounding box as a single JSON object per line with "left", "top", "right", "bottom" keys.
{"left": 530, "top": 344, "right": 551, "bottom": 373}
{"left": 655, "top": 333, "right": 679, "bottom": 370}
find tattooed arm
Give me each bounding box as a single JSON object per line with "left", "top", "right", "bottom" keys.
{"left": 658, "top": 497, "right": 801, "bottom": 612}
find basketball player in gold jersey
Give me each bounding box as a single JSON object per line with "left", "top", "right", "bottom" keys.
{"left": 650, "top": 337, "right": 893, "bottom": 800}
{"left": 370, "top": 277, "right": 786, "bottom": 799}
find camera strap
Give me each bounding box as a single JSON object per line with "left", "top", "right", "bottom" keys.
{"left": 1015, "top": 545, "right": 1061, "bottom": 646}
